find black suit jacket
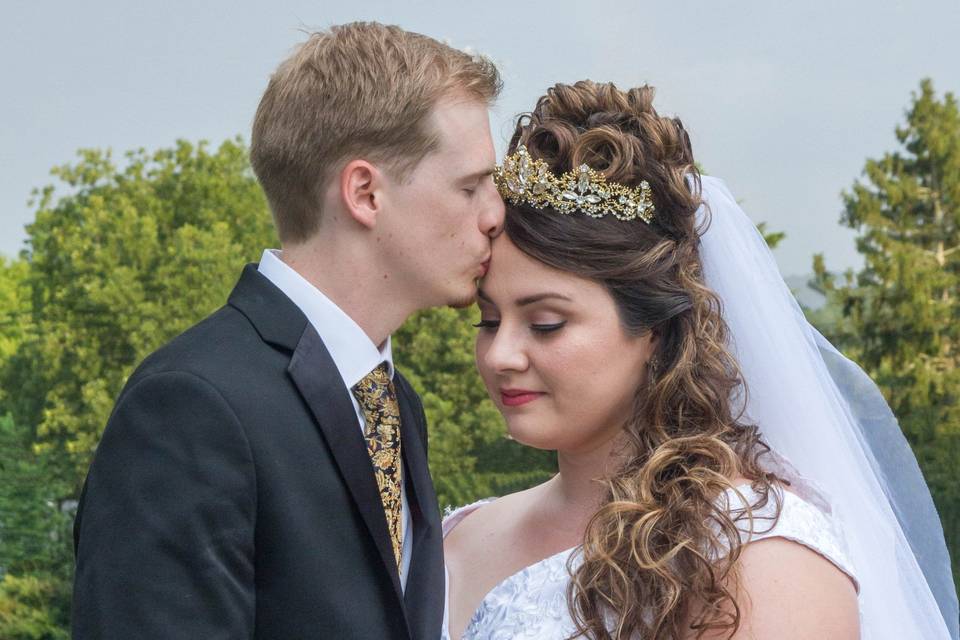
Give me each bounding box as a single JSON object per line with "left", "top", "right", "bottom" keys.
{"left": 72, "top": 265, "right": 445, "bottom": 639}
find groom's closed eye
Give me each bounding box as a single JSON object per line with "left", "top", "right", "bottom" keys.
{"left": 472, "top": 318, "right": 499, "bottom": 331}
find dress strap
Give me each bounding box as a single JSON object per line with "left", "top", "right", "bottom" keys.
{"left": 721, "top": 485, "right": 860, "bottom": 592}
{"left": 442, "top": 498, "right": 496, "bottom": 538}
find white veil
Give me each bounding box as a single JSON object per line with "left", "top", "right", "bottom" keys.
{"left": 696, "top": 176, "right": 958, "bottom": 639}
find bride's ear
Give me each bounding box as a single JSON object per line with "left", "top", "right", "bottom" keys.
{"left": 643, "top": 327, "right": 661, "bottom": 372}
{"left": 338, "top": 159, "right": 383, "bottom": 230}
{"left": 647, "top": 326, "right": 661, "bottom": 352}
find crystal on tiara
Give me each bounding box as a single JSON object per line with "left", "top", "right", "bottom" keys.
{"left": 493, "top": 145, "right": 655, "bottom": 223}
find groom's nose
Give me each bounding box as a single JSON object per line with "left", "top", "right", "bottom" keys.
{"left": 479, "top": 184, "right": 505, "bottom": 238}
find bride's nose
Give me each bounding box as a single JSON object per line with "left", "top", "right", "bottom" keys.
{"left": 481, "top": 325, "right": 529, "bottom": 374}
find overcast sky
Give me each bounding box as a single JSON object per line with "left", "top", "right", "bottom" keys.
{"left": 2, "top": 0, "right": 958, "bottom": 277}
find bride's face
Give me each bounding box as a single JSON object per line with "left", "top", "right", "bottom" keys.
{"left": 475, "top": 234, "right": 656, "bottom": 453}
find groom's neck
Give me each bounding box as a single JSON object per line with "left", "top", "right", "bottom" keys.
{"left": 279, "top": 238, "right": 413, "bottom": 348}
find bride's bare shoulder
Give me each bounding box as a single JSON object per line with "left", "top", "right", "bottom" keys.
{"left": 697, "top": 480, "right": 859, "bottom": 639}
{"left": 722, "top": 536, "right": 859, "bottom": 639}
{"left": 443, "top": 484, "right": 543, "bottom": 554}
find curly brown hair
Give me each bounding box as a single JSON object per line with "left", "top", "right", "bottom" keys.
{"left": 503, "top": 81, "right": 783, "bottom": 639}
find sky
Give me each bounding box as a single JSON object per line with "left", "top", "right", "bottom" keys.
{"left": 2, "top": 0, "right": 959, "bottom": 277}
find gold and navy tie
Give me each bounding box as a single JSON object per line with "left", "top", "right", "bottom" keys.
{"left": 352, "top": 363, "right": 403, "bottom": 571}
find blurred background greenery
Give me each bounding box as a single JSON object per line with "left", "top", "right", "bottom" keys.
{"left": 0, "top": 80, "right": 956, "bottom": 637}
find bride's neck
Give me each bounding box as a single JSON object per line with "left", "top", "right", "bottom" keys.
{"left": 548, "top": 434, "right": 627, "bottom": 531}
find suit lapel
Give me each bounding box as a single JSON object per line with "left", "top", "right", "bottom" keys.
{"left": 395, "top": 380, "right": 445, "bottom": 639}
{"left": 230, "top": 264, "right": 435, "bottom": 639}
{"left": 287, "top": 324, "right": 408, "bottom": 615}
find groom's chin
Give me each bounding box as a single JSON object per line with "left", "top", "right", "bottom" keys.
{"left": 447, "top": 287, "right": 479, "bottom": 309}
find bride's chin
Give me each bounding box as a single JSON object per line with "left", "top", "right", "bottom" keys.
{"left": 504, "top": 422, "right": 562, "bottom": 451}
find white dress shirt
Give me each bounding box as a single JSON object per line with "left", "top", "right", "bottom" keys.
{"left": 258, "top": 249, "right": 413, "bottom": 589}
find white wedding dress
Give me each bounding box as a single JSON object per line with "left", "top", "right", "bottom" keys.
{"left": 440, "top": 481, "right": 858, "bottom": 640}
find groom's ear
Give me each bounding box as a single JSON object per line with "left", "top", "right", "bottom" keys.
{"left": 338, "top": 159, "right": 383, "bottom": 230}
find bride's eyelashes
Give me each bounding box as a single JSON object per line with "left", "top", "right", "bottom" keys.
{"left": 530, "top": 321, "right": 566, "bottom": 333}
{"left": 471, "top": 319, "right": 567, "bottom": 334}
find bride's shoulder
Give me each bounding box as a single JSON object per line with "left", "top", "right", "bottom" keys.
{"left": 442, "top": 485, "right": 540, "bottom": 542}
{"left": 442, "top": 497, "right": 497, "bottom": 538}
{"left": 707, "top": 480, "right": 861, "bottom": 638}
{"left": 725, "top": 530, "right": 860, "bottom": 638}
{"left": 720, "top": 480, "right": 856, "bottom": 584}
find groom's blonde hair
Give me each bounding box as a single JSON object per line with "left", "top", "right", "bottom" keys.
{"left": 251, "top": 22, "right": 502, "bottom": 243}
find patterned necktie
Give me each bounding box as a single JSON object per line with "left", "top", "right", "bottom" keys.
{"left": 352, "top": 363, "right": 403, "bottom": 571}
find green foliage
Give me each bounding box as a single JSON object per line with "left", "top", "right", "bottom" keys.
{"left": 756, "top": 222, "right": 786, "bottom": 249}
{"left": 0, "top": 258, "right": 30, "bottom": 363}
{"left": 0, "top": 573, "right": 70, "bottom": 640}
{"left": 4, "top": 139, "right": 275, "bottom": 481}
{"left": 0, "top": 413, "right": 72, "bottom": 640}
{"left": 0, "top": 414, "right": 73, "bottom": 576}
{"left": 813, "top": 78, "right": 960, "bottom": 589}
{"left": 0, "top": 139, "right": 276, "bottom": 635}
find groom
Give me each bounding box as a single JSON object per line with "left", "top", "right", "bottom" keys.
{"left": 71, "top": 22, "right": 503, "bottom": 640}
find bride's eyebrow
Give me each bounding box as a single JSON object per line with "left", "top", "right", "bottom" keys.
{"left": 515, "top": 292, "right": 572, "bottom": 307}
{"left": 477, "top": 289, "right": 572, "bottom": 307}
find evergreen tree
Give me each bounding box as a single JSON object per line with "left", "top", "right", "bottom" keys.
{"left": 814, "top": 78, "right": 960, "bottom": 587}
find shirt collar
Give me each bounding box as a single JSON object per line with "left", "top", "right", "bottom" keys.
{"left": 257, "top": 249, "right": 394, "bottom": 388}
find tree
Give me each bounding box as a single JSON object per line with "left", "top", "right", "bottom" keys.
{"left": 0, "top": 414, "right": 72, "bottom": 640}
{"left": 0, "top": 258, "right": 30, "bottom": 364}
{"left": 0, "top": 414, "right": 73, "bottom": 576}
{"left": 0, "top": 573, "right": 70, "bottom": 640}
{"left": 1, "top": 139, "right": 277, "bottom": 636}
{"left": 813, "top": 78, "right": 960, "bottom": 587}
{"left": 756, "top": 222, "right": 786, "bottom": 249}
{"left": 4, "top": 139, "right": 276, "bottom": 481}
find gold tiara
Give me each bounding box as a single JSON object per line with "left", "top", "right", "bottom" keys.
{"left": 493, "top": 145, "right": 655, "bottom": 223}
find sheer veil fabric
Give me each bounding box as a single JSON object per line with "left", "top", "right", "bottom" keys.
{"left": 696, "top": 176, "right": 958, "bottom": 638}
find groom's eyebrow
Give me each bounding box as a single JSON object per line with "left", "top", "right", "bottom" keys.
{"left": 461, "top": 167, "right": 496, "bottom": 182}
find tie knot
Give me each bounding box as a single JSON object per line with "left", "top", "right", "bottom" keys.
{"left": 353, "top": 362, "right": 392, "bottom": 398}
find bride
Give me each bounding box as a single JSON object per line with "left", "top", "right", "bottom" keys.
{"left": 441, "top": 81, "right": 958, "bottom": 639}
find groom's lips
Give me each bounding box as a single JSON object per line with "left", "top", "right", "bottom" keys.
{"left": 500, "top": 388, "right": 545, "bottom": 407}
{"left": 479, "top": 258, "right": 490, "bottom": 277}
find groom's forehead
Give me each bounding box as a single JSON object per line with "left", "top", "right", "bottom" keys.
{"left": 428, "top": 97, "right": 493, "bottom": 143}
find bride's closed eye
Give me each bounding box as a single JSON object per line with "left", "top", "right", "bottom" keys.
{"left": 472, "top": 319, "right": 567, "bottom": 334}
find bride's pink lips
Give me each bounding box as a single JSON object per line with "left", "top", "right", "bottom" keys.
{"left": 500, "top": 389, "right": 545, "bottom": 407}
